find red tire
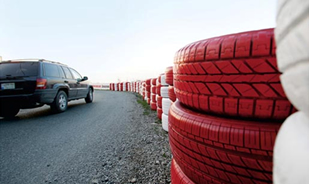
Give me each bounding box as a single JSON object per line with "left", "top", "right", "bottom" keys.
{"left": 151, "top": 94, "right": 156, "bottom": 103}
{"left": 151, "top": 86, "right": 157, "bottom": 94}
{"left": 174, "top": 28, "right": 293, "bottom": 120}
{"left": 147, "top": 98, "right": 150, "bottom": 105}
{"left": 147, "top": 91, "right": 151, "bottom": 98}
{"left": 146, "top": 79, "right": 151, "bottom": 85}
{"left": 168, "top": 86, "right": 176, "bottom": 102}
{"left": 151, "top": 78, "right": 157, "bottom": 86}
{"left": 171, "top": 159, "right": 195, "bottom": 184}
{"left": 156, "top": 83, "right": 162, "bottom": 95}
{"left": 169, "top": 101, "right": 281, "bottom": 184}
{"left": 157, "top": 96, "right": 163, "bottom": 108}
{"left": 165, "top": 66, "right": 174, "bottom": 86}
{"left": 146, "top": 85, "right": 151, "bottom": 92}
{"left": 157, "top": 107, "right": 162, "bottom": 120}
{"left": 150, "top": 102, "right": 157, "bottom": 111}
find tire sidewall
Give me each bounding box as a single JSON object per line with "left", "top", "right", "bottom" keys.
{"left": 55, "top": 91, "right": 68, "bottom": 112}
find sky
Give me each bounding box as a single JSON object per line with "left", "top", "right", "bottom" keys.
{"left": 0, "top": 0, "right": 277, "bottom": 83}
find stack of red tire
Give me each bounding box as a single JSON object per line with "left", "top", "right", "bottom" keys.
{"left": 165, "top": 66, "right": 176, "bottom": 103}
{"left": 169, "top": 29, "right": 294, "bottom": 183}
{"left": 109, "top": 83, "right": 114, "bottom": 91}
{"left": 156, "top": 75, "right": 163, "bottom": 120}
{"left": 160, "top": 73, "right": 170, "bottom": 132}
{"left": 142, "top": 81, "right": 146, "bottom": 99}
{"left": 145, "top": 79, "right": 151, "bottom": 104}
{"left": 150, "top": 78, "right": 157, "bottom": 110}
{"left": 114, "top": 83, "right": 118, "bottom": 91}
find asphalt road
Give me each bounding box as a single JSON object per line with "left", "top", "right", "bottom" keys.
{"left": 0, "top": 90, "right": 142, "bottom": 184}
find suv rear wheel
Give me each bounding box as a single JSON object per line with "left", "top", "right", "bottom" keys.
{"left": 51, "top": 91, "right": 68, "bottom": 113}
{"left": 85, "top": 88, "right": 93, "bottom": 103}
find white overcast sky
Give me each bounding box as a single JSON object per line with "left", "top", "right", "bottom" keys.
{"left": 0, "top": 0, "right": 277, "bottom": 83}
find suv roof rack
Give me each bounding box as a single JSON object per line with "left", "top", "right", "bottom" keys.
{"left": 2, "top": 58, "right": 67, "bottom": 66}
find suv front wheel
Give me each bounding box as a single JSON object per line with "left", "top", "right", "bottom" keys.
{"left": 85, "top": 88, "right": 93, "bottom": 103}
{"left": 51, "top": 91, "right": 68, "bottom": 113}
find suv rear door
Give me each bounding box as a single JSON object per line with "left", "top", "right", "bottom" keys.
{"left": 0, "top": 62, "right": 38, "bottom": 96}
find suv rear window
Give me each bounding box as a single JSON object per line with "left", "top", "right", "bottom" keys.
{"left": 0, "top": 62, "right": 39, "bottom": 77}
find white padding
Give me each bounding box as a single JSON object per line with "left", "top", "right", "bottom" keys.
{"left": 276, "top": 0, "right": 309, "bottom": 72}
{"left": 162, "top": 97, "right": 172, "bottom": 115}
{"left": 160, "top": 75, "right": 168, "bottom": 86}
{"left": 160, "top": 87, "right": 169, "bottom": 98}
{"left": 273, "top": 111, "right": 309, "bottom": 184}
{"left": 162, "top": 113, "right": 168, "bottom": 132}
{"left": 280, "top": 62, "right": 309, "bottom": 115}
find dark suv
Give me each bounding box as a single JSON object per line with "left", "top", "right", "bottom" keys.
{"left": 0, "top": 59, "right": 94, "bottom": 118}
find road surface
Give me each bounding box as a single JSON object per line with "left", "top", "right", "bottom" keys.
{"left": 0, "top": 90, "right": 170, "bottom": 184}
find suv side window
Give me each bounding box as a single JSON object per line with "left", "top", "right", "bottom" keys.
{"left": 44, "top": 63, "right": 60, "bottom": 77}
{"left": 57, "top": 66, "right": 65, "bottom": 78}
{"left": 70, "top": 68, "right": 82, "bottom": 80}
{"left": 62, "top": 67, "right": 73, "bottom": 79}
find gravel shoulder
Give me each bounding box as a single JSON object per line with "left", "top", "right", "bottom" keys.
{"left": 94, "top": 93, "right": 171, "bottom": 184}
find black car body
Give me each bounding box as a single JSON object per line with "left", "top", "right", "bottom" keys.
{"left": 0, "top": 59, "right": 94, "bottom": 118}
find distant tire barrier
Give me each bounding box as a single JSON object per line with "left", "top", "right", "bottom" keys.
{"left": 171, "top": 159, "right": 194, "bottom": 184}
{"left": 169, "top": 101, "right": 281, "bottom": 183}
{"left": 173, "top": 28, "right": 293, "bottom": 120}
{"left": 168, "top": 86, "right": 176, "bottom": 102}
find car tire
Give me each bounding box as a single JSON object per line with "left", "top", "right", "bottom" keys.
{"left": 165, "top": 66, "right": 173, "bottom": 86}
{"left": 0, "top": 106, "right": 20, "bottom": 118}
{"left": 51, "top": 90, "right": 68, "bottom": 113}
{"left": 157, "top": 107, "right": 163, "bottom": 120}
{"left": 168, "top": 86, "right": 177, "bottom": 102}
{"left": 171, "top": 159, "right": 195, "bottom": 184}
{"left": 169, "top": 100, "right": 281, "bottom": 183}
{"left": 85, "top": 88, "right": 94, "bottom": 103}
{"left": 160, "top": 87, "right": 169, "bottom": 98}
{"left": 173, "top": 28, "right": 293, "bottom": 120}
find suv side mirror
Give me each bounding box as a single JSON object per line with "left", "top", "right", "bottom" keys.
{"left": 81, "top": 76, "right": 88, "bottom": 81}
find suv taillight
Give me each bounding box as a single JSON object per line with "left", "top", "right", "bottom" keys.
{"left": 36, "top": 78, "right": 47, "bottom": 89}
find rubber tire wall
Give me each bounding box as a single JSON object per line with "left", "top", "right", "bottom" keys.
{"left": 173, "top": 28, "right": 293, "bottom": 120}
{"left": 169, "top": 101, "right": 281, "bottom": 184}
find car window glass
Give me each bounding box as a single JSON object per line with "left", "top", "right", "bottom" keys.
{"left": 44, "top": 63, "right": 60, "bottom": 77}
{"left": 70, "top": 68, "right": 82, "bottom": 80}
{"left": 61, "top": 67, "right": 73, "bottom": 79}
{"left": 58, "top": 66, "right": 65, "bottom": 78}
{"left": 0, "top": 62, "right": 38, "bottom": 77}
